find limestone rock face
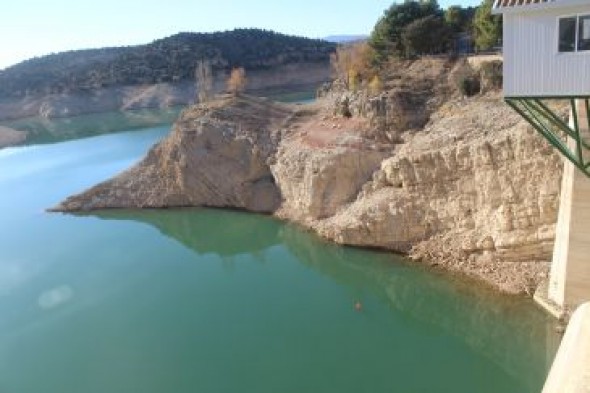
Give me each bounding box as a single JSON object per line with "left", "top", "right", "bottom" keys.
{"left": 321, "top": 58, "right": 455, "bottom": 143}
{"left": 317, "top": 126, "right": 560, "bottom": 253}
{"left": 314, "top": 97, "right": 562, "bottom": 293}
{"left": 52, "top": 95, "right": 293, "bottom": 213}
{"left": 272, "top": 140, "right": 388, "bottom": 222}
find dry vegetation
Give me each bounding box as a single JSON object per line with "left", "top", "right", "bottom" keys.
{"left": 330, "top": 42, "right": 381, "bottom": 92}
{"left": 227, "top": 68, "right": 247, "bottom": 95}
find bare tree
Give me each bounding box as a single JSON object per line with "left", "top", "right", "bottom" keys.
{"left": 195, "top": 59, "right": 214, "bottom": 103}
{"left": 330, "top": 42, "right": 374, "bottom": 91}
{"left": 226, "top": 67, "right": 247, "bottom": 95}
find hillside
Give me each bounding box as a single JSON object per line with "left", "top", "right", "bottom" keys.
{"left": 0, "top": 29, "right": 336, "bottom": 99}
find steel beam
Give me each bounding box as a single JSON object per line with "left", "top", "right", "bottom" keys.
{"left": 505, "top": 97, "right": 590, "bottom": 177}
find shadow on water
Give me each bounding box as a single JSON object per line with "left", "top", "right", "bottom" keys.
{"left": 279, "top": 224, "right": 561, "bottom": 393}
{"left": 87, "top": 207, "right": 560, "bottom": 393}
{"left": 1, "top": 107, "right": 183, "bottom": 146}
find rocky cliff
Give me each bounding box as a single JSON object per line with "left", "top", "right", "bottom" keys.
{"left": 314, "top": 97, "right": 561, "bottom": 294}
{"left": 53, "top": 95, "right": 294, "bottom": 213}
{"left": 53, "top": 58, "right": 563, "bottom": 295}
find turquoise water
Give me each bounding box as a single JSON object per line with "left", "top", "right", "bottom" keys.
{"left": 0, "top": 115, "right": 559, "bottom": 393}
{"left": 0, "top": 107, "right": 182, "bottom": 146}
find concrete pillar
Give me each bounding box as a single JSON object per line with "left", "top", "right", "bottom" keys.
{"left": 548, "top": 100, "right": 590, "bottom": 311}
{"left": 541, "top": 303, "right": 590, "bottom": 393}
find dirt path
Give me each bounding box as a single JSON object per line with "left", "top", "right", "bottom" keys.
{"left": 290, "top": 101, "right": 373, "bottom": 149}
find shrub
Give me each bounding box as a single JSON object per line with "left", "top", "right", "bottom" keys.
{"left": 330, "top": 42, "right": 375, "bottom": 90}
{"left": 368, "top": 75, "right": 383, "bottom": 95}
{"left": 478, "top": 60, "right": 503, "bottom": 92}
{"left": 227, "top": 67, "right": 247, "bottom": 94}
{"left": 458, "top": 75, "right": 481, "bottom": 96}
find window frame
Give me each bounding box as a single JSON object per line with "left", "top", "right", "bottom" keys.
{"left": 557, "top": 13, "right": 590, "bottom": 54}
{"left": 578, "top": 14, "right": 590, "bottom": 52}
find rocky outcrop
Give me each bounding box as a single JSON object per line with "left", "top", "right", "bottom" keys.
{"left": 313, "top": 96, "right": 562, "bottom": 293}
{"left": 53, "top": 94, "right": 390, "bottom": 217}
{"left": 320, "top": 58, "right": 456, "bottom": 143}
{"left": 272, "top": 140, "right": 388, "bottom": 222}
{"left": 317, "top": 125, "right": 560, "bottom": 252}
{"left": 52, "top": 95, "right": 295, "bottom": 213}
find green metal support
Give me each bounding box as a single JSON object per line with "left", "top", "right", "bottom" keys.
{"left": 530, "top": 99, "right": 590, "bottom": 150}
{"left": 505, "top": 97, "right": 590, "bottom": 177}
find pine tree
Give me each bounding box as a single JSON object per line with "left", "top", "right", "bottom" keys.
{"left": 473, "top": 0, "right": 502, "bottom": 50}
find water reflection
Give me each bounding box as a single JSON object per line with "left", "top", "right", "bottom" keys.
{"left": 38, "top": 286, "right": 74, "bottom": 310}
{"left": 86, "top": 207, "right": 560, "bottom": 392}
{"left": 91, "top": 208, "right": 280, "bottom": 257}
{"left": 0, "top": 107, "right": 182, "bottom": 146}
{"left": 280, "top": 224, "right": 560, "bottom": 393}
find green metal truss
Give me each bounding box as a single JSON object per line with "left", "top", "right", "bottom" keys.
{"left": 505, "top": 96, "right": 590, "bottom": 177}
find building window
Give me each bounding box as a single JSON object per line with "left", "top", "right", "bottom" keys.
{"left": 559, "top": 15, "right": 590, "bottom": 53}
{"left": 559, "top": 17, "right": 576, "bottom": 52}
{"left": 579, "top": 15, "right": 590, "bottom": 51}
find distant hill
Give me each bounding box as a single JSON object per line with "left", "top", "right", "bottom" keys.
{"left": 323, "top": 35, "right": 368, "bottom": 43}
{"left": 0, "top": 29, "right": 336, "bottom": 99}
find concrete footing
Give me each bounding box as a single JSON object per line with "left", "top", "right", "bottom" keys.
{"left": 541, "top": 302, "right": 590, "bottom": 393}
{"left": 535, "top": 279, "right": 567, "bottom": 320}
{"left": 537, "top": 100, "right": 590, "bottom": 315}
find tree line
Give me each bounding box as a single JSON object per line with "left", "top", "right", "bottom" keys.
{"left": 331, "top": 0, "right": 501, "bottom": 93}
{"left": 370, "top": 0, "right": 501, "bottom": 61}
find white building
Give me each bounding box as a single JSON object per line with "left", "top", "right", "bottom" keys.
{"left": 494, "top": 0, "right": 590, "bottom": 317}
{"left": 493, "top": 0, "right": 590, "bottom": 97}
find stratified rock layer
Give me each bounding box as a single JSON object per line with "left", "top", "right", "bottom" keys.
{"left": 272, "top": 142, "right": 388, "bottom": 222}
{"left": 314, "top": 96, "right": 562, "bottom": 293}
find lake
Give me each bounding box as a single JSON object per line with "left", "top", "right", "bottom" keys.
{"left": 0, "top": 111, "right": 559, "bottom": 393}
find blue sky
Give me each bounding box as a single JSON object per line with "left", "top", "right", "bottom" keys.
{"left": 0, "top": 0, "right": 481, "bottom": 70}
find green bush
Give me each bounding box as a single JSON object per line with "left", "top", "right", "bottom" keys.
{"left": 369, "top": 0, "right": 443, "bottom": 61}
